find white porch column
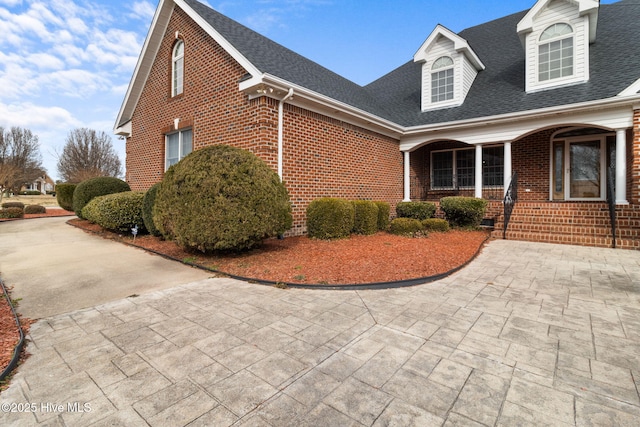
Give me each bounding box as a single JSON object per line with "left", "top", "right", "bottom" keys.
{"left": 475, "top": 144, "right": 483, "bottom": 198}
{"left": 615, "top": 129, "right": 628, "bottom": 204}
{"left": 403, "top": 151, "right": 411, "bottom": 202}
{"left": 503, "top": 142, "right": 512, "bottom": 196}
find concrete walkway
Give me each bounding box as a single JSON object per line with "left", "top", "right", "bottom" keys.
{"left": 1, "top": 218, "right": 640, "bottom": 426}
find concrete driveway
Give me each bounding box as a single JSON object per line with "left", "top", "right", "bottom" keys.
{"left": 0, "top": 217, "right": 211, "bottom": 318}
{"left": 1, "top": 217, "right": 640, "bottom": 426}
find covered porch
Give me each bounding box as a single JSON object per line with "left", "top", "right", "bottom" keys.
{"left": 399, "top": 116, "right": 637, "bottom": 249}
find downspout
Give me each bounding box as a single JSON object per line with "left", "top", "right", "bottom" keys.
{"left": 278, "top": 88, "right": 294, "bottom": 180}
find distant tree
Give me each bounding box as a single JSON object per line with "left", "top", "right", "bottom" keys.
{"left": 57, "top": 128, "right": 123, "bottom": 183}
{"left": 0, "top": 126, "right": 45, "bottom": 201}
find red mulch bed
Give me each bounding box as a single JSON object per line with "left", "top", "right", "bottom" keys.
{"left": 0, "top": 285, "right": 31, "bottom": 392}
{"left": 69, "top": 218, "right": 490, "bottom": 285}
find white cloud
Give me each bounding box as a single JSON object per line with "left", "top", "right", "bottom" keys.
{"left": 0, "top": 0, "right": 23, "bottom": 7}
{"left": 26, "top": 52, "right": 65, "bottom": 70}
{"left": 129, "top": 1, "right": 155, "bottom": 21}
{"left": 0, "top": 102, "right": 79, "bottom": 130}
{"left": 41, "top": 69, "right": 112, "bottom": 98}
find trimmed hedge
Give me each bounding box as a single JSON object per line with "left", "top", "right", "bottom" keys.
{"left": 307, "top": 198, "right": 355, "bottom": 240}
{"left": 73, "top": 177, "right": 130, "bottom": 219}
{"left": 24, "top": 204, "right": 46, "bottom": 214}
{"left": 422, "top": 218, "right": 450, "bottom": 232}
{"left": 396, "top": 201, "right": 436, "bottom": 220}
{"left": 82, "top": 191, "right": 146, "bottom": 233}
{"left": 55, "top": 183, "right": 76, "bottom": 211}
{"left": 351, "top": 200, "right": 379, "bottom": 235}
{"left": 440, "top": 196, "right": 488, "bottom": 228}
{"left": 374, "top": 201, "right": 390, "bottom": 231}
{"left": 142, "top": 183, "right": 161, "bottom": 237}
{"left": 0, "top": 207, "right": 24, "bottom": 219}
{"left": 1, "top": 202, "right": 24, "bottom": 210}
{"left": 389, "top": 217, "right": 423, "bottom": 236}
{"left": 19, "top": 190, "right": 41, "bottom": 195}
{"left": 153, "top": 145, "right": 292, "bottom": 252}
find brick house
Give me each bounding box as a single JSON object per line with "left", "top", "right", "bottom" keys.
{"left": 116, "top": 0, "right": 640, "bottom": 248}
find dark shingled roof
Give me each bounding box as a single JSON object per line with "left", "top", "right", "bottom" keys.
{"left": 184, "top": 0, "right": 640, "bottom": 127}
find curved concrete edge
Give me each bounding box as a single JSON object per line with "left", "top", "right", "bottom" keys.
{"left": 67, "top": 219, "right": 492, "bottom": 291}
{"left": 0, "top": 277, "right": 26, "bottom": 382}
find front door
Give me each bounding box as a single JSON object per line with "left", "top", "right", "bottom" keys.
{"left": 552, "top": 136, "right": 607, "bottom": 201}
{"left": 568, "top": 140, "right": 601, "bottom": 199}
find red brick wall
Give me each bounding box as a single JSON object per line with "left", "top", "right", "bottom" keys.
{"left": 282, "top": 106, "right": 403, "bottom": 234}
{"left": 511, "top": 128, "right": 561, "bottom": 201}
{"left": 125, "top": 6, "right": 403, "bottom": 235}
{"left": 632, "top": 109, "right": 640, "bottom": 204}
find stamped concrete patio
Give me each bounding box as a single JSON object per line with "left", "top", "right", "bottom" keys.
{"left": 1, "top": 223, "right": 640, "bottom": 425}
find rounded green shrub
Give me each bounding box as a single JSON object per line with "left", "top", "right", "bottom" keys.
{"left": 307, "top": 198, "right": 355, "bottom": 240}
{"left": 142, "top": 183, "right": 162, "bottom": 237}
{"left": 440, "top": 196, "right": 488, "bottom": 228}
{"left": 55, "top": 183, "right": 76, "bottom": 211}
{"left": 396, "top": 201, "right": 436, "bottom": 220}
{"left": 389, "top": 217, "right": 424, "bottom": 236}
{"left": 422, "top": 218, "right": 450, "bottom": 232}
{"left": 0, "top": 207, "right": 24, "bottom": 219}
{"left": 73, "top": 177, "right": 130, "bottom": 219}
{"left": 82, "top": 191, "right": 146, "bottom": 233}
{"left": 24, "top": 204, "right": 46, "bottom": 214}
{"left": 1, "top": 202, "right": 24, "bottom": 210}
{"left": 351, "top": 200, "right": 379, "bottom": 235}
{"left": 374, "top": 201, "right": 390, "bottom": 230}
{"left": 153, "top": 145, "right": 293, "bottom": 252}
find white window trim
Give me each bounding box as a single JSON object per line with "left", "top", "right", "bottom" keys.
{"left": 537, "top": 23, "right": 575, "bottom": 84}
{"left": 172, "top": 40, "right": 184, "bottom": 97}
{"left": 165, "top": 128, "right": 192, "bottom": 171}
{"left": 431, "top": 56, "right": 455, "bottom": 104}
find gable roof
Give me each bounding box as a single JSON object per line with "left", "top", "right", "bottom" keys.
{"left": 117, "top": 0, "right": 640, "bottom": 132}
{"left": 366, "top": 0, "right": 640, "bottom": 127}
{"left": 183, "top": 0, "right": 396, "bottom": 120}
{"left": 413, "top": 24, "right": 485, "bottom": 71}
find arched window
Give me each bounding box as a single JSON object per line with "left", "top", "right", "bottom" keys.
{"left": 538, "top": 23, "right": 573, "bottom": 82}
{"left": 172, "top": 40, "right": 184, "bottom": 96}
{"left": 431, "top": 56, "right": 454, "bottom": 102}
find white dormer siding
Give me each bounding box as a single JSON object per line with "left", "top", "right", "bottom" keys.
{"left": 414, "top": 25, "right": 485, "bottom": 112}
{"left": 519, "top": 0, "right": 598, "bottom": 93}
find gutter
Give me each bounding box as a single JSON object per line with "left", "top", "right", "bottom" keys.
{"left": 278, "top": 88, "right": 294, "bottom": 180}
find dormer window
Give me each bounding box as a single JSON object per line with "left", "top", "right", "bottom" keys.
{"left": 431, "top": 57, "right": 454, "bottom": 103}
{"left": 538, "top": 23, "right": 573, "bottom": 82}
{"left": 517, "top": 0, "right": 598, "bottom": 93}
{"left": 172, "top": 40, "right": 184, "bottom": 97}
{"left": 414, "top": 25, "right": 485, "bottom": 112}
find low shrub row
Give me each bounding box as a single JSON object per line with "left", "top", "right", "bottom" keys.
{"left": 73, "top": 177, "right": 131, "bottom": 219}
{"left": 1, "top": 202, "right": 25, "bottom": 209}
{"left": 0, "top": 207, "right": 24, "bottom": 219}
{"left": 396, "top": 201, "right": 436, "bottom": 220}
{"left": 0, "top": 203, "right": 46, "bottom": 217}
{"left": 306, "top": 198, "right": 391, "bottom": 239}
{"left": 24, "top": 205, "right": 46, "bottom": 214}
{"left": 388, "top": 218, "right": 450, "bottom": 237}
{"left": 82, "top": 191, "right": 146, "bottom": 233}
{"left": 440, "top": 196, "right": 488, "bottom": 228}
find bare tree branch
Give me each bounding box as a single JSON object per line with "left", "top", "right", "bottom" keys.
{"left": 57, "top": 128, "right": 123, "bottom": 183}
{"left": 0, "top": 126, "right": 45, "bottom": 197}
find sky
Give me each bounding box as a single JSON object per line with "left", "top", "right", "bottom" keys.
{"left": 0, "top": 0, "right": 617, "bottom": 182}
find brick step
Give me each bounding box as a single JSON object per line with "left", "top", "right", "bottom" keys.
{"left": 492, "top": 229, "right": 640, "bottom": 250}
